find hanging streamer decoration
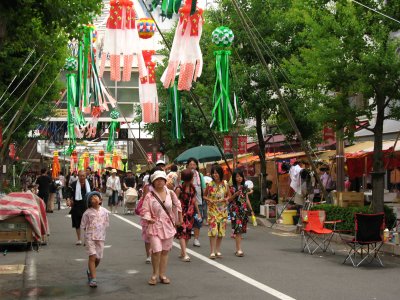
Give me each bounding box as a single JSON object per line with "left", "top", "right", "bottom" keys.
{"left": 166, "top": 81, "right": 183, "bottom": 141}
{"left": 107, "top": 110, "right": 120, "bottom": 152}
{"left": 65, "top": 57, "right": 78, "bottom": 155}
{"left": 70, "top": 150, "right": 78, "bottom": 173}
{"left": 140, "top": 50, "right": 159, "bottom": 123}
{"left": 210, "top": 26, "right": 236, "bottom": 132}
{"left": 150, "top": 0, "right": 183, "bottom": 19}
{"left": 100, "top": 0, "right": 147, "bottom": 82}
{"left": 52, "top": 151, "right": 61, "bottom": 179}
{"left": 160, "top": 0, "right": 204, "bottom": 91}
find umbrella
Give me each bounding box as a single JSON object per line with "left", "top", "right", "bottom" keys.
{"left": 174, "top": 145, "right": 232, "bottom": 164}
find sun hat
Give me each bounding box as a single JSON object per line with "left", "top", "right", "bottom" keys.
{"left": 85, "top": 191, "right": 102, "bottom": 207}
{"left": 150, "top": 170, "right": 167, "bottom": 183}
{"left": 111, "top": 169, "right": 117, "bottom": 173}
{"left": 155, "top": 159, "right": 166, "bottom": 166}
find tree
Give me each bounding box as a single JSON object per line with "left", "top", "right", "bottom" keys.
{"left": 284, "top": 0, "right": 400, "bottom": 212}
{"left": 0, "top": 0, "right": 102, "bottom": 167}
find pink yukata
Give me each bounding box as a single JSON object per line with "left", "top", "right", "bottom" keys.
{"left": 80, "top": 206, "right": 110, "bottom": 259}
{"left": 142, "top": 186, "right": 182, "bottom": 253}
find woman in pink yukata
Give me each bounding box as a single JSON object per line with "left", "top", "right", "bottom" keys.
{"left": 80, "top": 191, "right": 110, "bottom": 288}
{"left": 142, "top": 170, "right": 183, "bottom": 285}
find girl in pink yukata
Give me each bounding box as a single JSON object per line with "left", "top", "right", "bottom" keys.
{"left": 80, "top": 191, "right": 110, "bottom": 288}
{"left": 142, "top": 171, "right": 183, "bottom": 285}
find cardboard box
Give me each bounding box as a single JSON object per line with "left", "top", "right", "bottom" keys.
{"left": 336, "top": 192, "right": 364, "bottom": 207}
{"left": 0, "top": 215, "right": 33, "bottom": 244}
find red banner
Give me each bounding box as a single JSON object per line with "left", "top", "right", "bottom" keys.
{"left": 223, "top": 136, "right": 233, "bottom": 153}
{"left": 156, "top": 152, "right": 163, "bottom": 161}
{"left": 146, "top": 152, "right": 153, "bottom": 162}
{"left": 238, "top": 135, "right": 247, "bottom": 154}
{"left": 323, "top": 126, "right": 335, "bottom": 142}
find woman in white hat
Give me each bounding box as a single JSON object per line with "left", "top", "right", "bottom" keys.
{"left": 106, "top": 169, "right": 121, "bottom": 213}
{"left": 142, "top": 170, "right": 183, "bottom": 285}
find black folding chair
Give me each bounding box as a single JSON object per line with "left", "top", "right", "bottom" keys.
{"left": 342, "top": 213, "right": 385, "bottom": 267}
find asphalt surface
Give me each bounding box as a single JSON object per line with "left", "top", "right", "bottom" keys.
{"left": 1, "top": 205, "right": 400, "bottom": 300}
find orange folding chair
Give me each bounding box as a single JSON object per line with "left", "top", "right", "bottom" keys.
{"left": 301, "top": 210, "right": 341, "bottom": 255}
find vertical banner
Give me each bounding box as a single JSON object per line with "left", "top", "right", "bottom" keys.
{"left": 146, "top": 152, "right": 153, "bottom": 162}
{"left": 0, "top": 125, "right": 2, "bottom": 147}
{"left": 223, "top": 135, "right": 233, "bottom": 153}
{"left": 238, "top": 135, "right": 247, "bottom": 154}
{"left": 323, "top": 126, "right": 335, "bottom": 142}
{"left": 156, "top": 152, "right": 163, "bottom": 161}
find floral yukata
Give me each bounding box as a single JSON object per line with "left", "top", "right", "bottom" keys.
{"left": 229, "top": 185, "right": 250, "bottom": 237}
{"left": 206, "top": 181, "right": 229, "bottom": 237}
{"left": 80, "top": 206, "right": 110, "bottom": 259}
{"left": 175, "top": 185, "right": 196, "bottom": 240}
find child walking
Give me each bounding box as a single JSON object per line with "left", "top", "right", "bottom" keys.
{"left": 80, "top": 191, "right": 110, "bottom": 288}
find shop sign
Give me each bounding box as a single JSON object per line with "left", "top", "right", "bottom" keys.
{"left": 146, "top": 152, "right": 153, "bottom": 162}
{"left": 223, "top": 135, "right": 233, "bottom": 153}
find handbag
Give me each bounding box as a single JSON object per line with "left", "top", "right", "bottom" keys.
{"left": 106, "top": 188, "right": 113, "bottom": 197}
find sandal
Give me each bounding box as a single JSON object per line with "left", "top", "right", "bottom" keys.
{"left": 148, "top": 276, "right": 157, "bottom": 285}
{"left": 235, "top": 251, "right": 244, "bottom": 257}
{"left": 89, "top": 279, "right": 97, "bottom": 288}
{"left": 209, "top": 253, "right": 216, "bottom": 259}
{"left": 216, "top": 252, "right": 223, "bottom": 258}
{"left": 159, "top": 276, "right": 170, "bottom": 284}
{"left": 86, "top": 270, "right": 91, "bottom": 283}
{"left": 181, "top": 255, "right": 191, "bottom": 262}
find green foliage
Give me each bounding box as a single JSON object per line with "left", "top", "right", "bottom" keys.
{"left": 311, "top": 204, "right": 397, "bottom": 231}
{"left": 0, "top": 0, "right": 102, "bottom": 156}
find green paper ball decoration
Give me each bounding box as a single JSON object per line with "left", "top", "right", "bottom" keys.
{"left": 64, "top": 57, "right": 78, "bottom": 71}
{"left": 212, "top": 26, "right": 234, "bottom": 47}
{"left": 110, "top": 110, "right": 120, "bottom": 119}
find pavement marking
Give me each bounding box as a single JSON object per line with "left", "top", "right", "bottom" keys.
{"left": 104, "top": 245, "right": 112, "bottom": 248}
{"left": 271, "top": 232, "right": 297, "bottom": 237}
{"left": 112, "top": 213, "right": 296, "bottom": 300}
{"left": 0, "top": 264, "right": 25, "bottom": 274}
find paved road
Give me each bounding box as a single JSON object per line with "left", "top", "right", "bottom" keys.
{"left": 1, "top": 206, "right": 400, "bottom": 300}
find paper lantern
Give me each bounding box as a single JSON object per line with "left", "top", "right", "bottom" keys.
{"left": 212, "top": 26, "right": 234, "bottom": 47}
{"left": 138, "top": 18, "right": 156, "bottom": 39}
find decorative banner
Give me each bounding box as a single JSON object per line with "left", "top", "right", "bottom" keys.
{"left": 147, "top": 152, "right": 153, "bottom": 163}
{"left": 210, "top": 26, "right": 235, "bottom": 132}
{"left": 8, "top": 144, "right": 15, "bottom": 160}
{"left": 238, "top": 135, "right": 247, "bottom": 154}
{"left": 107, "top": 110, "right": 120, "bottom": 152}
{"left": 100, "top": 0, "right": 147, "bottom": 82}
{"left": 156, "top": 152, "right": 163, "bottom": 161}
{"left": 161, "top": 1, "right": 204, "bottom": 91}
{"left": 0, "top": 125, "right": 3, "bottom": 147}
{"left": 151, "top": 0, "right": 184, "bottom": 19}
{"left": 323, "top": 126, "right": 336, "bottom": 142}
{"left": 52, "top": 151, "right": 61, "bottom": 179}
{"left": 70, "top": 150, "right": 78, "bottom": 173}
{"left": 223, "top": 135, "right": 233, "bottom": 153}
{"left": 140, "top": 50, "right": 159, "bottom": 123}
{"left": 167, "top": 81, "right": 183, "bottom": 141}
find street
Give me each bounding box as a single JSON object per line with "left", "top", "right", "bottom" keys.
{"left": 1, "top": 206, "right": 400, "bottom": 300}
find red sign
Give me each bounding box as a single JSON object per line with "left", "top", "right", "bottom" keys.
{"left": 146, "top": 152, "right": 153, "bottom": 162}
{"left": 323, "top": 126, "right": 335, "bottom": 142}
{"left": 238, "top": 135, "right": 247, "bottom": 154}
{"left": 156, "top": 152, "right": 163, "bottom": 161}
{"left": 223, "top": 136, "right": 233, "bottom": 153}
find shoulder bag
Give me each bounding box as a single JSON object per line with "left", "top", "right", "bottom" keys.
{"left": 151, "top": 191, "right": 175, "bottom": 226}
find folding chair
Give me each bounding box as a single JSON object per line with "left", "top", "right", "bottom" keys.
{"left": 342, "top": 213, "right": 385, "bottom": 267}
{"left": 301, "top": 210, "right": 341, "bottom": 255}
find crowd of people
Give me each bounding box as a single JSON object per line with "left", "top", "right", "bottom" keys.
{"left": 21, "top": 158, "right": 256, "bottom": 288}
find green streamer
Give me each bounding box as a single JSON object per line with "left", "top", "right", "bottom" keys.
{"left": 82, "top": 26, "right": 93, "bottom": 108}
{"left": 211, "top": 50, "right": 235, "bottom": 132}
{"left": 166, "top": 81, "right": 183, "bottom": 142}
{"left": 76, "top": 41, "right": 83, "bottom": 108}
{"left": 152, "top": 0, "right": 182, "bottom": 19}
{"left": 66, "top": 73, "right": 77, "bottom": 155}
{"left": 107, "top": 110, "right": 120, "bottom": 153}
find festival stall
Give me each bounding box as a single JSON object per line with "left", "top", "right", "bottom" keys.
{"left": 0, "top": 192, "right": 49, "bottom": 248}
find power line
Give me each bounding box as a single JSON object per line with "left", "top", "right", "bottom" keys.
{"left": 351, "top": 0, "right": 400, "bottom": 25}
